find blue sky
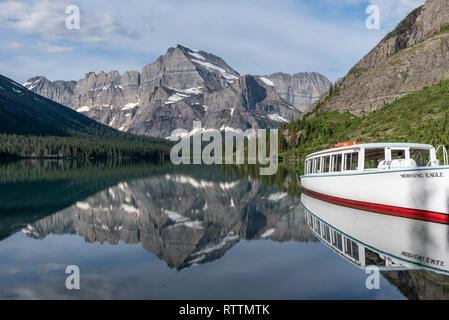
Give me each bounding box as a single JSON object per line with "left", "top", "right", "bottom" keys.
{"left": 0, "top": 0, "right": 425, "bottom": 83}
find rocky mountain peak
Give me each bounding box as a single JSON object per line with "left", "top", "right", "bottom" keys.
{"left": 23, "top": 45, "right": 326, "bottom": 138}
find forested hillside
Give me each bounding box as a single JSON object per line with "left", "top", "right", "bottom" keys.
{"left": 280, "top": 79, "right": 449, "bottom": 166}
{"left": 0, "top": 74, "right": 171, "bottom": 160}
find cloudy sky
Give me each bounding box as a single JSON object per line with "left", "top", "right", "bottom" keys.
{"left": 0, "top": 0, "right": 425, "bottom": 84}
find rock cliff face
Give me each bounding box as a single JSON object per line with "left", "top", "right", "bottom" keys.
{"left": 24, "top": 45, "right": 306, "bottom": 138}
{"left": 261, "top": 72, "right": 331, "bottom": 112}
{"left": 23, "top": 173, "right": 316, "bottom": 270}
{"left": 313, "top": 0, "right": 449, "bottom": 114}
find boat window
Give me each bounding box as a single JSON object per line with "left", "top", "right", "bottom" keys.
{"left": 332, "top": 230, "right": 343, "bottom": 251}
{"left": 313, "top": 157, "right": 321, "bottom": 173}
{"left": 351, "top": 242, "right": 359, "bottom": 261}
{"left": 343, "top": 238, "right": 360, "bottom": 261}
{"left": 322, "top": 225, "right": 331, "bottom": 242}
{"left": 332, "top": 154, "right": 342, "bottom": 172}
{"left": 322, "top": 156, "right": 331, "bottom": 173}
{"left": 345, "top": 238, "right": 353, "bottom": 255}
{"left": 344, "top": 152, "right": 359, "bottom": 171}
{"left": 410, "top": 149, "right": 431, "bottom": 167}
{"left": 314, "top": 219, "right": 321, "bottom": 234}
{"left": 365, "top": 148, "right": 385, "bottom": 169}
{"left": 391, "top": 149, "right": 406, "bottom": 160}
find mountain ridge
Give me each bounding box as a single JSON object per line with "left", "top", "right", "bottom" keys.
{"left": 311, "top": 0, "right": 449, "bottom": 114}
{"left": 24, "top": 45, "right": 329, "bottom": 138}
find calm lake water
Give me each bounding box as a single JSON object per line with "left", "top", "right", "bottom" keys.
{"left": 0, "top": 160, "right": 448, "bottom": 299}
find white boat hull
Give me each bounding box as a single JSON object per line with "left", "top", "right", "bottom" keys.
{"left": 301, "top": 166, "right": 449, "bottom": 220}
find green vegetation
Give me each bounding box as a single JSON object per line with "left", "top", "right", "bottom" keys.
{"left": 436, "top": 23, "right": 449, "bottom": 37}
{"left": 0, "top": 134, "right": 171, "bottom": 161}
{"left": 0, "top": 159, "right": 176, "bottom": 184}
{"left": 312, "top": 83, "right": 341, "bottom": 114}
{"left": 281, "top": 79, "right": 449, "bottom": 171}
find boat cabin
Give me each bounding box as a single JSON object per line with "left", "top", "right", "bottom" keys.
{"left": 304, "top": 142, "right": 444, "bottom": 175}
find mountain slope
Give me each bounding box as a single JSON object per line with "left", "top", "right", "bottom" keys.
{"left": 281, "top": 78, "right": 449, "bottom": 164}
{"left": 313, "top": 0, "right": 449, "bottom": 114}
{"left": 24, "top": 45, "right": 303, "bottom": 138}
{"left": 1, "top": 73, "right": 135, "bottom": 139}
{"left": 0, "top": 73, "right": 171, "bottom": 159}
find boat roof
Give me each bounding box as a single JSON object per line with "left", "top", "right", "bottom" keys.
{"left": 306, "top": 142, "right": 434, "bottom": 159}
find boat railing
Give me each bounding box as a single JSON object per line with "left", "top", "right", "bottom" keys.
{"left": 434, "top": 145, "right": 448, "bottom": 166}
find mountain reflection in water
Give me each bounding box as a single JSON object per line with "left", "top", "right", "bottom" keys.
{"left": 1, "top": 160, "right": 449, "bottom": 299}
{"left": 22, "top": 169, "right": 312, "bottom": 270}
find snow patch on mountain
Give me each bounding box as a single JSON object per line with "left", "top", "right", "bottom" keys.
{"left": 190, "top": 58, "right": 238, "bottom": 83}
{"left": 77, "top": 106, "right": 90, "bottom": 113}
{"left": 260, "top": 228, "right": 275, "bottom": 238}
{"left": 267, "top": 114, "right": 289, "bottom": 123}
{"left": 165, "top": 174, "right": 215, "bottom": 189}
{"left": 193, "top": 232, "right": 239, "bottom": 256}
{"left": 219, "top": 181, "right": 239, "bottom": 191}
{"left": 259, "top": 77, "right": 274, "bottom": 86}
{"left": 76, "top": 202, "right": 91, "bottom": 210}
{"left": 164, "top": 86, "right": 204, "bottom": 105}
{"left": 121, "top": 204, "right": 140, "bottom": 216}
{"left": 165, "top": 92, "right": 190, "bottom": 105}
{"left": 268, "top": 192, "right": 288, "bottom": 201}
{"left": 187, "top": 51, "right": 206, "bottom": 61}
{"left": 23, "top": 79, "right": 41, "bottom": 90}
{"left": 164, "top": 209, "right": 203, "bottom": 229}
{"left": 121, "top": 102, "right": 139, "bottom": 111}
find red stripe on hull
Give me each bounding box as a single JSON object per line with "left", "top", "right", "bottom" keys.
{"left": 302, "top": 188, "right": 449, "bottom": 224}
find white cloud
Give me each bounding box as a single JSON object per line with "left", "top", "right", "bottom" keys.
{"left": 38, "top": 41, "right": 73, "bottom": 53}
{"left": 0, "top": 0, "right": 139, "bottom": 43}
{"left": 0, "top": 0, "right": 427, "bottom": 84}
{"left": 2, "top": 42, "right": 24, "bottom": 49}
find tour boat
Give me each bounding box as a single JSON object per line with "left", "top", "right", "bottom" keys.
{"left": 301, "top": 192, "right": 449, "bottom": 275}
{"left": 300, "top": 142, "right": 449, "bottom": 224}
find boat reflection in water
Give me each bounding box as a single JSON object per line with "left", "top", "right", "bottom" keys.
{"left": 301, "top": 193, "right": 449, "bottom": 275}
